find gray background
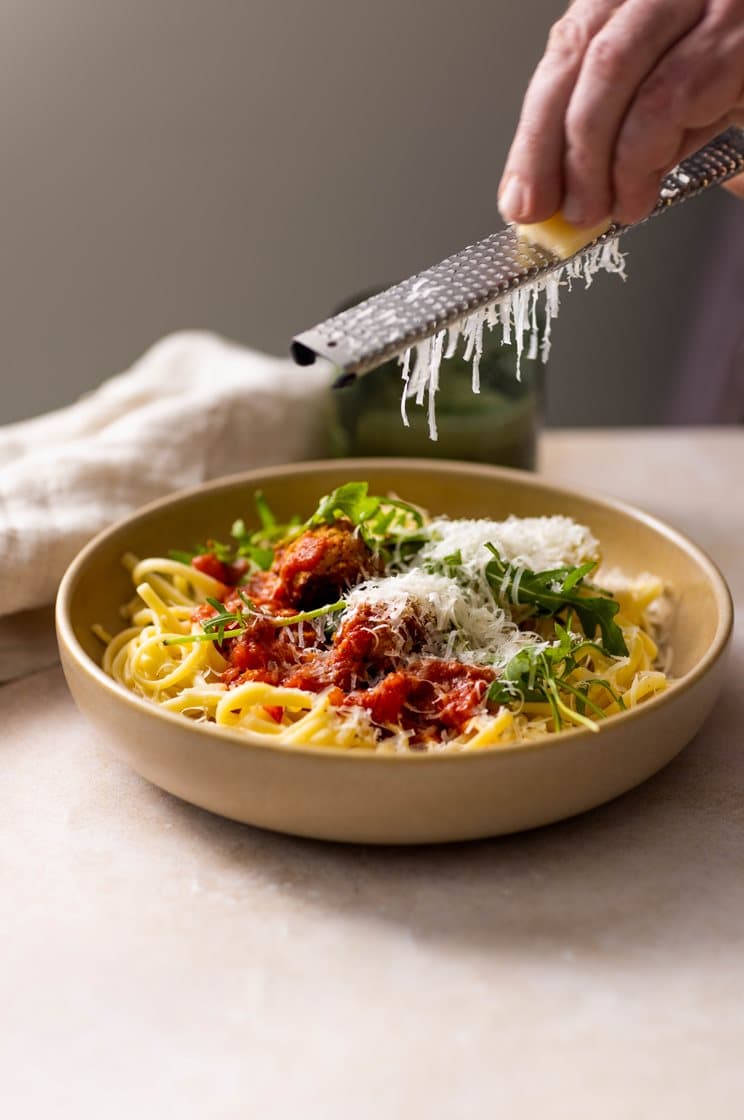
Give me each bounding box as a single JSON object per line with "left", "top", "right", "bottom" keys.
{"left": 1, "top": 0, "right": 737, "bottom": 428}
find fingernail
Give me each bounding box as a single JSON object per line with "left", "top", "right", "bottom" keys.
{"left": 562, "top": 195, "right": 584, "bottom": 224}
{"left": 499, "top": 174, "right": 528, "bottom": 222}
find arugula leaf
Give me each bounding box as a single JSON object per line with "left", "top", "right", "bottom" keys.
{"left": 424, "top": 548, "right": 463, "bottom": 576}
{"left": 254, "top": 491, "right": 276, "bottom": 530}
{"left": 484, "top": 545, "right": 628, "bottom": 657}
{"left": 307, "top": 482, "right": 426, "bottom": 555}
{"left": 310, "top": 482, "right": 380, "bottom": 527}
{"left": 236, "top": 543, "right": 275, "bottom": 571}
{"left": 168, "top": 542, "right": 232, "bottom": 564}
{"left": 169, "top": 548, "right": 196, "bottom": 565}
{"left": 164, "top": 598, "right": 347, "bottom": 646}
{"left": 231, "top": 495, "right": 301, "bottom": 569}
{"left": 168, "top": 483, "right": 429, "bottom": 576}
{"left": 207, "top": 539, "right": 235, "bottom": 564}
{"left": 168, "top": 492, "right": 300, "bottom": 575}
{"left": 486, "top": 631, "right": 625, "bottom": 732}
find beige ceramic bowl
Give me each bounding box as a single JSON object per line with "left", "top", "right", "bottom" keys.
{"left": 56, "top": 459, "right": 732, "bottom": 844}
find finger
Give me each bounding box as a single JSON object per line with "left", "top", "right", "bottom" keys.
{"left": 611, "top": 118, "right": 735, "bottom": 225}
{"left": 498, "top": 0, "right": 623, "bottom": 224}
{"left": 561, "top": 0, "right": 706, "bottom": 226}
{"left": 673, "top": 115, "right": 741, "bottom": 165}
{"left": 613, "top": 11, "right": 744, "bottom": 223}
{"left": 723, "top": 171, "right": 744, "bottom": 200}
{"left": 653, "top": 106, "right": 744, "bottom": 175}
{"left": 619, "top": 116, "right": 736, "bottom": 222}
{"left": 721, "top": 107, "right": 744, "bottom": 198}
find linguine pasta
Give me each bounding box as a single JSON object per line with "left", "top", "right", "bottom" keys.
{"left": 96, "top": 483, "right": 670, "bottom": 753}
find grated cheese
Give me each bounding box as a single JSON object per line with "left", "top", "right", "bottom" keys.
{"left": 345, "top": 568, "right": 539, "bottom": 668}
{"left": 420, "top": 515, "right": 600, "bottom": 574}
{"left": 341, "top": 514, "right": 600, "bottom": 669}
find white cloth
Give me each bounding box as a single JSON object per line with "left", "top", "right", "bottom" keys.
{"left": 0, "top": 332, "right": 333, "bottom": 681}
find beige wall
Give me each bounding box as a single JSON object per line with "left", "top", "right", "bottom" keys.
{"left": 0, "top": 0, "right": 727, "bottom": 427}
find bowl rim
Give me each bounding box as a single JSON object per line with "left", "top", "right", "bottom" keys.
{"left": 55, "top": 456, "right": 734, "bottom": 765}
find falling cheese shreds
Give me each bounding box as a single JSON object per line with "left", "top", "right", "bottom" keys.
{"left": 397, "top": 237, "right": 627, "bottom": 440}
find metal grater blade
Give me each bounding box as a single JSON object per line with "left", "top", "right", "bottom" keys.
{"left": 292, "top": 127, "right": 744, "bottom": 379}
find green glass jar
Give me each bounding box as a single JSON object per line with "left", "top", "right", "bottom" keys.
{"left": 328, "top": 302, "right": 543, "bottom": 469}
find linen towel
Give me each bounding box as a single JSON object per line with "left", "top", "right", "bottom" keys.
{"left": 0, "top": 332, "right": 333, "bottom": 681}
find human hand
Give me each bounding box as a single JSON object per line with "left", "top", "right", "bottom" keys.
{"left": 498, "top": 0, "right": 744, "bottom": 228}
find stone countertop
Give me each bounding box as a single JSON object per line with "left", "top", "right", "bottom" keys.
{"left": 3, "top": 428, "right": 743, "bottom": 1119}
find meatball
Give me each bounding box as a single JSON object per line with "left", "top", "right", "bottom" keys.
{"left": 332, "top": 601, "right": 425, "bottom": 675}
{"left": 274, "top": 520, "right": 379, "bottom": 609}
{"left": 283, "top": 602, "right": 424, "bottom": 694}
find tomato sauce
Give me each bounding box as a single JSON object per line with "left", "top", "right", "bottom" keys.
{"left": 190, "top": 524, "right": 496, "bottom": 744}
{"left": 191, "top": 552, "right": 248, "bottom": 587}
{"left": 345, "top": 660, "right": 495, "bottom": 737}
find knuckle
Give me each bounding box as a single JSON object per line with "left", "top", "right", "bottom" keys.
{"left": 510, "top": 120, "right": 549, "bottom": 168}
{"left": 546, "top": 14, "right": 590, "bottom": 65}
{"left": 613, "top": 139, "right": 638, "bottom": 181}
{"left": 565, "top": 135, "right": 600, "bottom": 175}
{"left": 683, "top": 53, "right": 733, "bottom": 115}
{"left": 704, "top": 0, "right": 744, "bottom": 37}
{"left": 612, "top": 140, "right": 640, "bottom": 186}
{"left": 565, "top": 97, "right": 606, "bottom": 143}
{"left": 584, "top": 34, "right": 629, "bottom": 86}
{"left": 634, "top": 70, "right": 680, "bottom": 121}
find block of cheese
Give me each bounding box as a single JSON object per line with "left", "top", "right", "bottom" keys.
{"left": 516, "top": 212, "right": 613, "bottom": 260}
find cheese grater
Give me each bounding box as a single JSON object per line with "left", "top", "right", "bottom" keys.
{"left": 291, "top": 127, "right": 744, "bottom": 381}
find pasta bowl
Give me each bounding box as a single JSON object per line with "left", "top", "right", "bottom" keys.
{"left": 56, "top": 459, "right": 732, "bottom": 844}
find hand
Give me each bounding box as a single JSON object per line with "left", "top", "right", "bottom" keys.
{"left": 498, "top": 0, "right": 744, "bottom": 228}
